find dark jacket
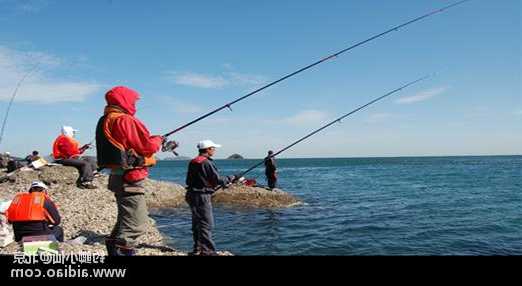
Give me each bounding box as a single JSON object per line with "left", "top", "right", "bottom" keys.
{"left": 186, "top": 155, "right": 231, "bottom": 193}
{"left": 264, "top": 157, "right": 277, "bottom": 175}
{"left": 25, "top": 155, "right": 41, "bottom": 163}
{"left": 11, "top": 196, "right": 61, "bottom": 241}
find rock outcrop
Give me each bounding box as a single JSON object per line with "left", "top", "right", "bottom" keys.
{"left": 0, "top": 164, "right": 300, "bottom": 255}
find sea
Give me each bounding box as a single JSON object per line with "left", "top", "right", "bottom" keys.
{"left": 149, "top": 156, "right": 521, "bottom": 255}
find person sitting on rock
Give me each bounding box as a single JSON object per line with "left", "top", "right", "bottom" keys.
{"left": 52, "top": 126, "right": 98, "bottom": 189}
{"left": 0, "top": 152, "right": 11, "bottom": 168}
{"left": 6, "top": 181, "right": 64, "bottom": 242}
{"left": 25, "top": 150, "right": 41, "bottom": 163}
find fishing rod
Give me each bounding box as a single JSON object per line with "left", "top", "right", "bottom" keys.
{"left": 163, "top": 0, "right": 470, "bottom": 139}
{"left": 0, "top": 63, "right": 41, "bottom": 147}
{"left": 231, "top": 75, "right": 431, "bottom": 181}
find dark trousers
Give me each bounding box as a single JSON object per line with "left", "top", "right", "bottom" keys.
{"left": 49, "top": 226, "right": 64, "bottom": 242}
{"left": 57, "top": 157, "right": 97, "bottom": 183}
{"left": 185, "top": 191, "right": 216, "bottom": 254}
{"left": 267, "top": 173, "right": 277, "bottom": 189}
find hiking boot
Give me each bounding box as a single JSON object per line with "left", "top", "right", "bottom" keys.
{"left": 188, "top": 250, "right": 201, "bottom": 256}
{"left": 77, "top": 181, "right": 97, "bottom": 189}
{"left": 114, "top": 245, "right": 136, "bottom": 256}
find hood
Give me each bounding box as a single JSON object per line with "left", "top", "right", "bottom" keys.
{"left": 105, "top": 86, "right": 140, "bottom": 116}
{"left": 61, "top": 126, "right": 78, "bottom": 137}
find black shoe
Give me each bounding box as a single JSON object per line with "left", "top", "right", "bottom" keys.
{"left": 115, "top": 245, "right": 136, "bottom": 256}
{"left": 77, "top": 181, "right": 97, "bottom": 189}
{"left": 199, "top": 251, "right": 219, "bottom": 256}
{"left": 106, "top": 238, "right": 135, "bottom": 256}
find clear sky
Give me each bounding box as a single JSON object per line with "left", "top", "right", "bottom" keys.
{"left": 0, "top": 0, "right": 520, "bottom": 159}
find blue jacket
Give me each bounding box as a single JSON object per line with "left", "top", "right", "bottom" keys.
{"left": 186, "top": 155, "right": 231, "bottom": 193}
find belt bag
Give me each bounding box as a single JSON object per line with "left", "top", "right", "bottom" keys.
{"left": 120, "top": 149, "right": 156, "bottom": 170}
{"left": 109, "top": 174, "right": 145, "bottom": 194}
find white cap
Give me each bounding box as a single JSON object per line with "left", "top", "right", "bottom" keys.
{"left": 197, "top": 140, "right": 222, "bottom": 150}
{"left": 61, "top": 125, "right": 79, "bottom": 137}
{"left": 30, "top": 181, "right": 48, "bottom": 190}
{"left": 5, "top": 152, "right": 10, "bottom": 155}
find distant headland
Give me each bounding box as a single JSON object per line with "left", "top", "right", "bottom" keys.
{"left": 227, "top": 154, "right": 244, "bottom": 160}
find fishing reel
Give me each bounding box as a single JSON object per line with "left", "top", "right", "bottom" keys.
{"left": 80, "top": 143, "right": 94, "bottom": 152}
{"left": 162, "top": 139, "right": 180, "bottom": 156}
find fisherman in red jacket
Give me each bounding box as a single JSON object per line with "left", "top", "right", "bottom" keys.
{"left": 96, "top": 86, "right": 173, "bottom": 256}
{"left": 52, "top": 125, "right": 97, "bottom": 189}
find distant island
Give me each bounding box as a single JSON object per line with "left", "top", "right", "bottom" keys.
{"left": 227, "top": 154, "right": 244, "bottom": 160}
{"left": 162, "top": 156, "right": 191, "bottom": 161}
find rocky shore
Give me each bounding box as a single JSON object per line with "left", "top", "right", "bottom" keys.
{"left": 0, "top": 165, "right": 300, "bottom": 256}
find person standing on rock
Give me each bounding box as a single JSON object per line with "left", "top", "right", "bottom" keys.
{"left": 96, "top": 86, "right": 170, "bottom": 256}
{"left": 6, "top": 181, "right": 63, "bottom": 242}
{"left": 264, "top": 150, "right": 278, "bottom": 190}
{"left": 52, "top": 126, "right": 97, "bottom": 189}
{"left": 185, "top": 140, "right": 239, "bottom": 256}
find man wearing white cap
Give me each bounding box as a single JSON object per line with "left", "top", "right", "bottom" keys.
{"left": 185, "top": 140, "right": 239, "bottom": 256}
{"left": 52, "top": 125, "right": 97, "bottom": 189}
{"left": 6, "top": 181, "right": 63, "bottom": 242}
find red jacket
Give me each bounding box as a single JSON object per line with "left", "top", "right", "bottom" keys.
{"left": 53, "top": 135, "right": 82, "bottom": 160}
{"left": 104, "top": 86, "right": 162, "bottom": 182}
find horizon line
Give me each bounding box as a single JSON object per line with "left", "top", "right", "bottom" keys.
{"left": 161, "top": 154, "right": 522, "bottom": 161}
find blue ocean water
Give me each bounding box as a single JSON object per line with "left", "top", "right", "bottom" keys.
{"left": 149, "top": 156, "right": 522, "bottom": 255}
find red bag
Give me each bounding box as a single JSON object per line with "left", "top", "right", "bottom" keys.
{"left": 244, "top": 179, "right": 256, "bottom": 187}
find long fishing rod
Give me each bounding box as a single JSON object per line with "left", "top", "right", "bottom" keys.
{"left": 232, "top": 75, "right": 431, "bottom": 181}
{"left": 0, "top": 63, "right": 41, "bottom": 147}
{"left": 163, "top": 0, "right": 470, "bottom": 138}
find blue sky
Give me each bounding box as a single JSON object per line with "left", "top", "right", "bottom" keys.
{"left": 0, "top": 0, "right": 520, "bottom": 159}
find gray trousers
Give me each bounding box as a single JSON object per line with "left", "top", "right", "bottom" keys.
{"left": 108, "top": 175, "right": 148, "bottom": 247}
{"left": 57, "top": 157, "right": 97, "bottom": 183}
{"left": 185, "top": 191, "right": 216, "bottom": 254}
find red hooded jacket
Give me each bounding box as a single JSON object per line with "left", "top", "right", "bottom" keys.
{"left": 52, "top": 135, "right": 82, "bottom": 160}
{"left": 103, "top": 86, "right": 162, "bottom": 182}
